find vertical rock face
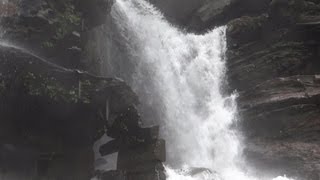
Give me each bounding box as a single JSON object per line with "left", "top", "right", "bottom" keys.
{"left": 99, "top": 127, "right": 166, "bottom": 180}
{"left": 0, "top": 43, "right": 139, "bottom": 180}
{"left": 0, "top": 0, "right": 83, "bottom": 68}
{"left": 81, "top": 20, "right": 132, "bottom": 78}
{"left": 185, "top": 0, "right": 320, "bottom": 179}
{"left": 148, "top": 0, "right": 206, "bottom": 25}
{"left": 0, "top": 0, "right": 115, "bottom": 69}
{"left": 1, "top": 0, "right": 168, "bottom": 180}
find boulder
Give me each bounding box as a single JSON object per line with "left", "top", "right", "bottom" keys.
{"left": 99, "top": 170, "right": 126, "bottom": 180}
{"left": 126, "top": 169, "right": 166, "bottom": 180}
{"left": 99, "top": 139, "right": 121, "bottom": 156}
{"left": 148, "top": 0, "right": 206, "bottom": 26}
{"left": 100, "top": 125, "right": 159, "bottom": 156}
{"left": 187, "top": 0, "right": 270, "bottom": 32}
{"left": 117, "top": 139, "right": 166, "bottom": 171}
{"left": 124, "top": 161, "right": 164, "bottom": 173}
{"left": 0, "top": 43, "right": 139, "bottom": 180}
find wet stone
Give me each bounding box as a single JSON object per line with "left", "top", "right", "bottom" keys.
{"left": 127, "top": 169, "right": 166, "bottom": 180}
{"left": 100, "top": 126, "right": 159, "bottom": 156}
{"left": 99, "top": 139, "right": 121, "bottom": 156}
{"left": 139, "top": 125, "right": 160, "bottom": 141}
{"left": 314, "top": 75, "right": 320, "bottom": 83}
{"left": 100, "top": 170, "right": 126, "bottom": 180}
{"left": 122, "top": 161, "right": 164, "bottom": 173}
{"left": 117, "top": 139, "right": 166, "bottom": 171}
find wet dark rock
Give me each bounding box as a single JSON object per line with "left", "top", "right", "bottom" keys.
{"left": 149, "top": 0, "right": 271, "bottom": 31}
{"left": 98, "top": 105, "right": 165, "bottom": 180}
{"left": 117, "top": 139, "right": 166, "bottom": 171}
{"left": 99, "top": 170, "right": 126, "bottom": 180}
{"left": 245, "top": 140, "right": 320, "bottom": 179}
{"left": 124, "top": 161, "right": 164, "bottom": 174}
{"left": 100, "top": 139, "right": 121, "bottom": 156}
{"left": 0, "top": 43, "right": 139, "bottom": 180}
{"left": 227, "top": 41, "right": 318, "bottom": 91}
{"left": 77, "top": 0, "right": 114, "bottom": 29}
{"left": 126, "top": 169, "right": 166, "bottom": 180}
{"left": 97, "top": 156, "right": 165, "bottom": 180}
{"left": 239, "top": 75, "right": 320, "bottom": 140}
{"left": 224, "top": 0, "right": 320, "bottom": 178}
{"left": 0, "top": 0, "right": 83, "bottom": 68}
{"left": 98, "top": 124, "right": 165, "bottom": 180}
{"left": 186, "top": 0, "right": 318, "bottom": 32}
{"left": 0, "top": 0, "right": 114, "bottom": 69}
{"left": 187, "top": 0, "right": 270, "bottom": 32}
{"left": 227, "top": 15, "right": 268, "bottom": 45}
{"left": 100, "top": 125, "right": 160, "bottom": 156}
{"left": 226, "top": 13, "right": 320, "bottom": 91}
{"left": 0, "top": 1, "right": 168, "bottom": 180}
{"left": 149, "top": 0, "right": 206, "bottom": 26}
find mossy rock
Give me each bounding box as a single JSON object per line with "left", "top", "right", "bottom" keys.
{"left": 0, "top": 43, "right": 138, "bottom": 147}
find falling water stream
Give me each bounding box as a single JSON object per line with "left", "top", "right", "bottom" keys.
{"left": 109, "top": 0, "right": 294, "bottom": 180}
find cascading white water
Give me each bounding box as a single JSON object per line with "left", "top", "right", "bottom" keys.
{"left": 110, "top": 0, "right": 294, "bottom": 180}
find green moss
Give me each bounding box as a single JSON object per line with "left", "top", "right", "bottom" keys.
{"left": 42, "top": 41, "right": 55, "bottom": 48}
{"left": 44, "top": 0, "right": 82, "bottom": 48}
{"left": 53, "top": 1, "right": 81, "bottom": 40}
{"left": 23, "top": 72, "right": 85, "bottom": 103}
{"left": 79, "top": 79, "right": 93, "bottom": 103}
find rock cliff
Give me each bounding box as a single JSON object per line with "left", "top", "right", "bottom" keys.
{"left": 0, "top": 0, "right": 166, "bottom": 180}
{"left": 1, "top": 0, "right": 320, "bottom": 179}
{"left": 182, "top": 0, "right": 320, "bottom": 179}
{"left": 0, "top": 42, "right": 139, "bottom": 179}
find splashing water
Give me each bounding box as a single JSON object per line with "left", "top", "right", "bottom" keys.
{"left": 110, "top": 0, "right": 294, "bottom": 180}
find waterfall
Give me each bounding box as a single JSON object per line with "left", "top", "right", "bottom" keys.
{"left": 111, "top": 0, "right": 241, "bottom": 173}
{"left": 107, "top": 0, "right": 293, "bottom": 180}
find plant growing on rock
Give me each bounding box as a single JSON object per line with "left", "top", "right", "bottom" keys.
{"left": 43, "top": 0, "right": 82, "bottom": 48}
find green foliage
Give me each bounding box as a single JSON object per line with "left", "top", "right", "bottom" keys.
{"left": 53, "top": 2, "right": 81, "bottom": 40}
{"left": 42, "top": 41, "right": 55, "bottom": 48}
{"left": 23, "top": 72, "right": 85, "bottom": 103}
{"left": 44, "top": 0, "right": 82, "bottom": 48}
{"left": 79, "top": 79, "right": 93, "bottom": 103}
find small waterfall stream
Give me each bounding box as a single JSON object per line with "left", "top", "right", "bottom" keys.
{"left": 108, "top": 0, "right": 294, "bottom": 180}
